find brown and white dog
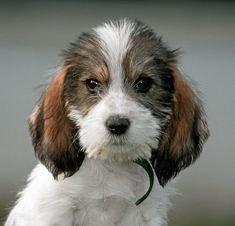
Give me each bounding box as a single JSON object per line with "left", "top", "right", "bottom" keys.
{"left": 5, "top": 19, "right": 209, "bottom": 226}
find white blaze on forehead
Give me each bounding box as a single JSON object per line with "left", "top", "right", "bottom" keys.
{"left": 94, "top": 19, "right": 135, "bottom": 89}
{"left": 94, "top": 19, "right": 134, "bottom": 65}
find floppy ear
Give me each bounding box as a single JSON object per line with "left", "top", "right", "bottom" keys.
{"left": 151, "top": 64, "right": 209, "bottom": 186}
{"left": 28, "top": 67, "right": 85, "bottom": 178}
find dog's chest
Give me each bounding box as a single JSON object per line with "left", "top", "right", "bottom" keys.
{"left": 64, "top": 159, "right": 150, "bottom": 225}
{"left": 73, "top": 196, "right": 145, "bottom": 226}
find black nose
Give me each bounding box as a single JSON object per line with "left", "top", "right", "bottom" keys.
{"left": 106, "top": 115, "right": 130, "bottom": 135}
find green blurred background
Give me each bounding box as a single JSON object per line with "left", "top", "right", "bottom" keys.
{"left": 0, "top": 0, "right": 235, "bottom": 225}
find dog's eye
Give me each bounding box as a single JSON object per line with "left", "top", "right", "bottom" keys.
{"left": 86, "top": 79, "right": 101, "bottom": 92}
{"left": 134, "top": 77, "right": 153, "bottom": 93}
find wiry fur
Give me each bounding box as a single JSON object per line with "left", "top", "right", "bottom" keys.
{"left": 6, "top": 160, "right": 171, "bottom": 226}
{"left": 5, "top": 19, "right": 209, "bottom": 226}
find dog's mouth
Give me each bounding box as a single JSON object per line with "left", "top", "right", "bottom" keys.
{"left": 85, "top": 141, "right": 153, "bottom": 162}
{"left": 109, "top": 142, "right": 126, "bottom": 146}
{"left": 108, "top": 135, "right": 129, "bottom": 146}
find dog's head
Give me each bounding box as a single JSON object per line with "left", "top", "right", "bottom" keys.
{"left": 28, "top": 19, "right": 209, "bottom": 185}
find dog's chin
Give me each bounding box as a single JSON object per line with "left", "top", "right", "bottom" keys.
{"left": 85, "top": 142, "right": 153, "bottom": 162}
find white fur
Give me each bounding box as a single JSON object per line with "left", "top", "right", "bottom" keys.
{"left": 5, "top": 159, "right": 171, "bottom": 226}
{"left": 94, "top": 19, "right": 134, "bottom": 68}
{"left": 69, "top": 90, "right": 159, "bottom": 161}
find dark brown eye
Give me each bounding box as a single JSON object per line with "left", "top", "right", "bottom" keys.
{"left": 134, "top": 77, "right": 153, "bottom": 93}
{"left": 86, "top": 79, "right": 101, "bottom": 92}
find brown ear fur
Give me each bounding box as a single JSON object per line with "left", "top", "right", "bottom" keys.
{"left": 151, "top": 65, "right": 209, "bottom": 186}
{"left": 28, "top": 68, "right": 85, "bottom": 178}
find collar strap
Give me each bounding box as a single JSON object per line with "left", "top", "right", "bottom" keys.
{"left": 134, "top": 159, "right": 154, "bottom": 206}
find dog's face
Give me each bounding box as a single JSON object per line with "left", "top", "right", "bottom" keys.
{"left": 28, "top": 20, "right": 209, "bottom": 185}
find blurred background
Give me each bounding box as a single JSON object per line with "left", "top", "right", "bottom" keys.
{"left": 0, "top": 0, "right": 235, "bottom": 225}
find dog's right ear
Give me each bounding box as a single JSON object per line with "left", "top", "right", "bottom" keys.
{"left": 28, "top": 67, "right": 85, "bottom": 178}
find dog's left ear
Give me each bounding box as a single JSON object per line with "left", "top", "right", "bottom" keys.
{"left": 28, "top": 67, "right": 85, "bottom": 179}
{"left": 151, "top": 64, "right": 209, "bottom": 186}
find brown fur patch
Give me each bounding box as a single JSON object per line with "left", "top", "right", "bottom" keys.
{"left": 160, "top": 65, "right": 196, "bottom": 157}
{"left": 79, "top": 62, "right": 109, "bottom": 85}
{"left": 152, "top": 63, "right": 209, "bottom": 185}
{"left": 43, "top": 67, "right": 72, "bottom": 152}
{"left": 28, "top": 67, "right": 85, "bottom": 178}
{"left": 94, "top": 62, "right": 109, "bottom": 84}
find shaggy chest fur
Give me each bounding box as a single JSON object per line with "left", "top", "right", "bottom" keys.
{"left": 6, "top": 158, "right": 169, "bottom": 226}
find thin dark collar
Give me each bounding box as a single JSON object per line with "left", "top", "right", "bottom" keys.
{"left": 134, "top": 159, "right": 154, "bottom": 206}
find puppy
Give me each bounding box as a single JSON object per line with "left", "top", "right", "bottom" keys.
{"left": 5, "top": 19, "right": 209, "bottom": 226}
